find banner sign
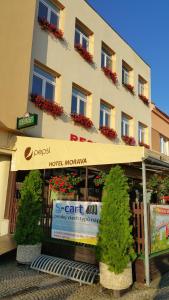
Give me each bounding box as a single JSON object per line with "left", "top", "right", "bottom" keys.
{"left": 51, "top": 200, "right": 102, "bottom": 245}
{"left": 150, "top": 205, "right": 169, "bottom": 253}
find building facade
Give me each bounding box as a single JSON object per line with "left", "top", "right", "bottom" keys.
{"left": 0, "top": 0, "right": 151, "bottom": 235}
{"left": 151, "top": 104, "right": 169, "bottom": 155}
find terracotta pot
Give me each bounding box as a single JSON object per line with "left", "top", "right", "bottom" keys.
{"left": 99, "top": 262, "right": 132, "bottom": 290}
{"left": 16, "top": 243, "right": 41, "bottom": 264}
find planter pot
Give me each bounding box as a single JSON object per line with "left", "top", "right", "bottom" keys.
{"left": 16, "top": 243, "right": 41, "bottom": 264}
{"left": 99, "top": 262, "right": 132, "bottom": 290}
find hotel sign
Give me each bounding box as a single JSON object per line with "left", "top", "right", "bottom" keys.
{"left": 17, "top": 114, "right": 38, "bottom": 129}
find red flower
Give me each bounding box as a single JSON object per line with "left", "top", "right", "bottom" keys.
{"left": 71, "top": 113, "right": 93, "bottom": 129}
{"left": 100, "top": 126, "right": 117, "bottom": 140}
{"left": 139, "top": 94, "right": 149, "bottom": 105}
{"left": 75, "top": 43, "right": 93, "bottom": 64}
{"left": 38, "top": 17, "right": 64, "bottom": 40}
{"left": 122, "top": 135, "right": 136, "bottom": 146}
{"left": 31, "top": 94, "right": 63, "bottom": 118}
{"left": 102, "top": 67, "right": 117, "bottom": 85}
{"left": 123, "top": 83, "right": 135, "bottom": 95}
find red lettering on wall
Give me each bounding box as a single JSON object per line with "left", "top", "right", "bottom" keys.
{"left": 70, "top": 134, "right": 78, "bottom": 141}
{"left": 79, "top": 137, "right": 86, "bottom": 142}
{"left": 70, "top": 134, "right": 93, "bottom": 143}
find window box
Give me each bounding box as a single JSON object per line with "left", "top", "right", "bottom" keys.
{"left": 31, "top": 94, "right": 63, "bottom": 118}
{"left": 71, "top": 113, "right": 93, "bottom": 129}
{"left": 100, "top": 126, "right": 117, "bottom": 140}
{"left": 38, "top": 17, "right": 64, "bottom": 40}
{"left": 75, "top": 44, "right": 93, "bottom": 64}
{"left": 122, "top": 135, "right": 136, "bottom": 146}
{"left": 102, "top": 67, "right": 117, "bottom": 85}
{"left": 139, "top": 94, "right": 149, "bottom": 105}
{"left": 139, "top": 142, "right": 150, "bottom": 149}
{"left": 123, "top": 83, "right": 135, "bottom": 95}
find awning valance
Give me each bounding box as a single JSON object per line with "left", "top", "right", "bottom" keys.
{"left": 11, "top": 136, "right": 147, "bottom": 171}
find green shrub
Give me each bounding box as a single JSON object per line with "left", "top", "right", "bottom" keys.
{"left": 97, "top": 165, "right": 135, "bottom": 274}
{"left": 14, "top": 170, "right": 43, "bottom": 245}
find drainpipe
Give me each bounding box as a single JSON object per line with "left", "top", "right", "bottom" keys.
{"left": 142, "top": 160, "right": 150, "bottom": 286}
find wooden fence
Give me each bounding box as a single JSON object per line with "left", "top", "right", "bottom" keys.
{"left": 132, "top": 202, "right": 151, "bottom": 254}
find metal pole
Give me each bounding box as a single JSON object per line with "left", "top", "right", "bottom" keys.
{"left": 142, "top": 160, "right": 150, "bottom": 286}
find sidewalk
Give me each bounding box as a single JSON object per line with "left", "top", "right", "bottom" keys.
{"left": 0, "top": 251, "right": 168, "bottom": 300}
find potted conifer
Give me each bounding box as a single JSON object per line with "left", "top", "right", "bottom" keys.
{"left": 14, "top": 170, "right": 43, "bottom": 264}
{"left": 97, "top": 166, "right": 135, "bottom": 291}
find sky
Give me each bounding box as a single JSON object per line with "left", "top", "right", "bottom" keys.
{"left": 86, "top": 0, "right": 169, "bottom": 114}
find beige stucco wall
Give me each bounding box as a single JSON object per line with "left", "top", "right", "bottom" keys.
{"left": 24, "top": 0, "right": 151, "bottom": 146}
{"left": 0, "top": 0, "right": 36, "bottom": 130}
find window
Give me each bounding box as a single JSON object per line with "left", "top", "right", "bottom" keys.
{"left": 32, "top": 66, "right": 55, "bottom": 101}
{"left": 160, "top": 136, "right": 168, "bottom": 155}
{"left": 121, "top": 114, "right": 130, "bottom": 136}
{"left": 122, "top": 66, "right": 129, "bottom": 85}
{"left": 75, "top": 27, "right": 89, "bottom": 50}
{"left": 71, "top": 88, "right": 87, "bottom": 115}
{"left": 138, "top": 80, "right": 144, "bottom": 96}
{"left": 100, "top": 103, "right": 111, "bottom": 127}
{"left": 138, "top": 76, "right": 147, "bottom": 96}
{"left": 138, "top": 123, "right": 145, "bottom": 143}
{"left": 38, "top": 0, "right": 60, "bottom": 27}
{"left": 101, "top": 49, "right": 112, "bottom": 70}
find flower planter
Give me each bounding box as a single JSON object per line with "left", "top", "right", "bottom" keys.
{"left": 139, "top": 94, "right": 149, "bottom": 105}
{"left": 16, "top": 243, "right": 41, "bottom": 264}
{"left": 122, "top": 135, "right": 136, "bottom": 146}
{"left": 71, "top": 113, "right": 93, "bottom": 129}
{"left": 75, "top": 44, "right": 93, "bottom": 64}
{"left": 99, "top": 262, "right": 132, "bottom": 290}
{"left": 38, "top": 17, "right": 64, "bottom": 40}
{"left": 139, "top": 142, "right": 150, "bottom": 149}
{"left": 31, "top": 94, "right": 63, "bottom": 118}
{"left": 51, "top": 190, "right": 77, "bottom": 201}
{"left": 100, "top": 126, "right": 117, "bottom": 140}
{"left": 102, "top": 67, "right": 117, "bottom": 85}
{"left": 123, "top": 83, "right": 135, "bottom": 95}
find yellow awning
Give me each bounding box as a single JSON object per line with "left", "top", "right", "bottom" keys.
{"left": 11, "top": 136, "right": 146, "bottom": 171}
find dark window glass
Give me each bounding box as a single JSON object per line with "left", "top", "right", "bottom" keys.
{"left": 101, "top": 52, "right": 105, "bottom": 68}
{"left": 45, "top": 82, "right": 54, "bottom": 101}
{"left": 75, "top": 30, "right": 80, "bottom": 45}
{"left": 50, "top": 11, "right": 58, "bottom": 26}
{"left": 71, "top": 95, "right": 77, "bottom": 113}
{"left": 82, "top": 37, "right": 87, "bottom": 50}
{"left": 79, "top": 100, "right": 85, "bottom": 115}
{"left": 32, "top": 75, "right": 43, "bottom": 95}
{"left": 122, "top": 68, "right": 125, "bottom": 84}
{"left": 105, "top": 113, "right": 109, "bottom": 127}
{"left": 100, "top": 110, "right": 103, "bottom": 127}
{"left": 106, "top": 56, "right": 112, "bottom": 69}
{"left": 38, "top": 2, "right": 48, "bottom": 19}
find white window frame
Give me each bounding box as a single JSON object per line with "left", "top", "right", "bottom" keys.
{"left": 122, "top": 66, "right": 129, "bottom": 85}
{"left": 100, "top": 103, "right": 111, "bottom": 127}
{"left": 101, "top": 49, "right": 112, "bottom": 69}
{"left": 33, "top": 67, "right": 55, "bottom": 100}
{"left": 38, "top": 0, "right": 60, "bottom": 27}
{"left": 160, "top": 135, "right": 168, "bottom": 155}
{"left": 72, "top": 88, "right": 87, "bottom": 115}
{"left": 75, "top": 27, "right": 89, "bottom": 50}
{"left": 138, "top": 80, "right": 144, "bottom": 96}
{"left": 138, "top": 123, "right": 145, "bottom": 143}
{"left": 121, "top": 115, "right": 129, "bottom": 136}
